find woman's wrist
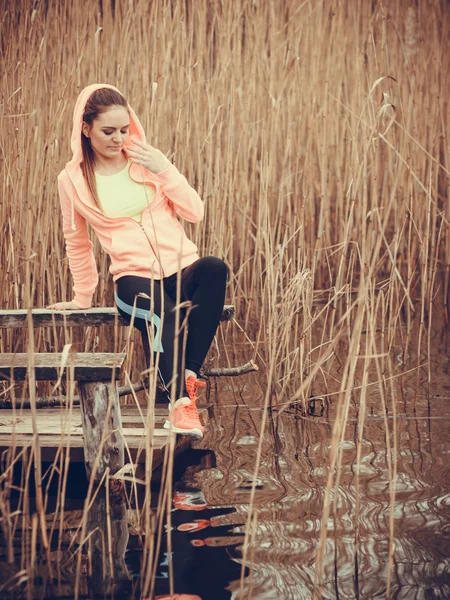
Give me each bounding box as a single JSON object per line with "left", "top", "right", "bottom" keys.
{"left": 73, "top": 293, "right": 93, "bottom": 309}
{"left": 153, "top": 162, "right": 171, "bottom": 175}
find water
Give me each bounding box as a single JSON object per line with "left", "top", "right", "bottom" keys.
{"left": 1, "top": 317, "right": 450, "bottom": 598}
{"left": 182, "top": 386, "right": 450, "bottom": 598}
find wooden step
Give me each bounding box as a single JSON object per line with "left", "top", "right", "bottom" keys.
{"left": 0, "top": 305, "right": 235, "bottom": 328}
{"left": 0, "top": 405, "right": 209, "bottom": 466}
{"left": 0, "top": 352, "right": 126, "bottom": 382}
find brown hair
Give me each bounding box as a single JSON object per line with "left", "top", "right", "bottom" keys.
{"left": 81, "top": 88, "right": 129, "bottom": 206}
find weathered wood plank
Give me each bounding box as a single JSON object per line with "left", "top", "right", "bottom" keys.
{"left": 0, "top": 430, "right": 195, "bottom": 465}
{"left": 0, "top": 416, "right": 168, "bottom": 429}
{"left": 0, "top": 433, "right": 170, "bottom": 450}
{"left": 0, "top": 425, "right": 199, "bottom": 438}
{"left": 0, "top": 435, "right": 170, "bottom": 464}
{"left": 0, "top": 405, "right": 203, "bottom": 421}
{"left": 0, "top": 405, "right": 207, "bottom": 466}
{"left": 0, "top": 424, "right": 167, "bottom": 435}
{"left": 121, "top": 405, "right": 171, "bottom": 416}
{"left": 0, "top": 305, "right": 235, "bottom": 328}
{"left": 66, "top": 427, "right": 169, "bottom": 437}
{"left": 0, "top": 352, "right": 126, "bottom": 382}
{"left": 0, "top": 423, "right": 79, "bottom": 434}
{"left": 0, "top": 406, "right": 206, "bottom": 430}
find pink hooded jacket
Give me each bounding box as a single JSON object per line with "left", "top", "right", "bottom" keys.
{"left": 58, "top": 83, "right": 204, "bottom": 308}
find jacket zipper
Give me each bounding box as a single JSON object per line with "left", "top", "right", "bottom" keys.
{"left": 128, "top": 171, "right": 165, "bottom": 276}
{"left": 137, "top": 212, "right": 166, "bottom": 278}
{"left": 66, "top": 168, "right": 166, "bottom": 277}
{"left": 103, "top": 206, "right": 166, "bottom": 278}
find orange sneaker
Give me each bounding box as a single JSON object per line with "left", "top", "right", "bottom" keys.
{"left": 163, "top": 377, "right": 206, "bottom": 438}
{"left": 163, "top": 397, "right": 204, "bottom": 438}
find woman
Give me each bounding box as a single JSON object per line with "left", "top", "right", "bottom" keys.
{"left": 47, "top": 84, "right": 228, "bottom": 439}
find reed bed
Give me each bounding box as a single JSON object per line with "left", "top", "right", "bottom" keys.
{"left": 1, "top": 0, "right": 449, "bottom": 598}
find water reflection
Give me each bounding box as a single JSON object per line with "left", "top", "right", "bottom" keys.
{"left": 129, "top": 450, "right": 250, "bottom": 599}
{"left": 152, "top": 492, "right": 247, "bottom": 598}
{"left": 0, "top": 448, "right": 250, "bottom": 599}
{"left": 190, "top": 358, "right": 450, "bottom": 600}
{"left": 86, "top": 486, "right": 131, "bottom": 597}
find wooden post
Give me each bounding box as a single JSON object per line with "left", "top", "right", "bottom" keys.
{"left": 78, "top": 381, "right": 124, "bottom": 481}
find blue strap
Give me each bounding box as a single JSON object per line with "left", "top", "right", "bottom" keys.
{"left": 114, "top": 290, "right": 164, "bottom": 353}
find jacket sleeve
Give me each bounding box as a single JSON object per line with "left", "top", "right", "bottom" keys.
{"left": 153, "top": 163, "right": 204, "bottom": 223}
{"left": 58, "top": 175, "right": 99, "bottom": 308}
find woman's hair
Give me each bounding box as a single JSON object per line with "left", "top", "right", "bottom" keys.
{"left": 81, "top": 88, "right": 128, "bottom": 207}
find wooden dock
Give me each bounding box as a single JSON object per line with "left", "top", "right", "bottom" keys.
{"left": 0, "top": 404, "right": 209, "bottom": 468}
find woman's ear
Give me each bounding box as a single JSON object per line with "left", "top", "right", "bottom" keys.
{"left": 82, "top": 122, "right": 90, "bottom": 138}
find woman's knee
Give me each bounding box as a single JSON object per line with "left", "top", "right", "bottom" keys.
{"left": 197, "top": 256, "right": 229, "bottom": 281}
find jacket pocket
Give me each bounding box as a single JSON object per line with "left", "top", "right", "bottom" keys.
{"left": 109, "top": 223, "right": 157, "bottom": 272}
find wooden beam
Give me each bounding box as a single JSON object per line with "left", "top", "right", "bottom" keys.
{"left": 0, "top": 352, "right": 126, "bottom": 382}
{"left": 0, "top": 305, "right": 235, "bottom": 328}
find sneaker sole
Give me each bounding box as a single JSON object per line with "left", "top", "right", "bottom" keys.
{"left": 163, "top": 421, "right": 204, "bottom": 439}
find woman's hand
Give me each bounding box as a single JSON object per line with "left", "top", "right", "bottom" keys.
{"left": 46, "top": 301, "right": 86, "bottom": 310}
{"left": 125, "top": 139, "right": 170, "bottom": 174}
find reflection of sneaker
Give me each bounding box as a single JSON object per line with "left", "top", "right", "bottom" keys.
{"left": 173, "top": 490, "right": 207, "bottom": 511}
{"left": 164, "top": 396, "right": 204, "bottom": 438}
{"left": 177, "top": 519, "right": 210, "bottom": 532}
{"left": 191, "top": 535, "right": 244, "bottom": 548}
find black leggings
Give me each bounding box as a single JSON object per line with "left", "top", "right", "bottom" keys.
{"left": 115, "top": 256, "right": 228, "bottom": 399}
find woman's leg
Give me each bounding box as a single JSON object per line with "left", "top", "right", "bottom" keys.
{"left": 164, "top": 256, "right": 228, "bottom": 376}
{"left": 114, "top": 275, "right": 187, "bottom": 400}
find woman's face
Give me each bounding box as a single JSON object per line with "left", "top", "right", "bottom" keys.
{"left": 83, "top": 105, "right": 130, "bottom": 161}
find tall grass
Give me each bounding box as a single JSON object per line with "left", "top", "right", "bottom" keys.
{"left": 1, "top": 0, "right": 449, "bottom": 597}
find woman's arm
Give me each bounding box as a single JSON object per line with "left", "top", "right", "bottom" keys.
{"left": 51, "top": 175, "right": 99, "bottom": 309}
{"left": 126, "top": 140, "right": 204, "bottom": 223}
{"left": 154, "top": 162, "right": 204, "bottom": 223}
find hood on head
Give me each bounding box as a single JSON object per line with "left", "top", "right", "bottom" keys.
{"left": 64, "top": 83, "right": 147, "bottom": 232}
{"left": 67, "top": 83, "right": 146, "bottom": 167}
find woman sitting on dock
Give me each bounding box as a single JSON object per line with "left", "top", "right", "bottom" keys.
{"left": 47, "top": 84, "right": 228, "bottom": 440}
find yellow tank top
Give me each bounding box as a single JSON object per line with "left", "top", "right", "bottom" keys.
{"left": 95, "top": 162, "right": 153, "bottom": 221}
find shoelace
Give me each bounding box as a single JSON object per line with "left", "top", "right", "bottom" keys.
{"left": 185, "top": 378, "right": 206, "bottom": 403}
